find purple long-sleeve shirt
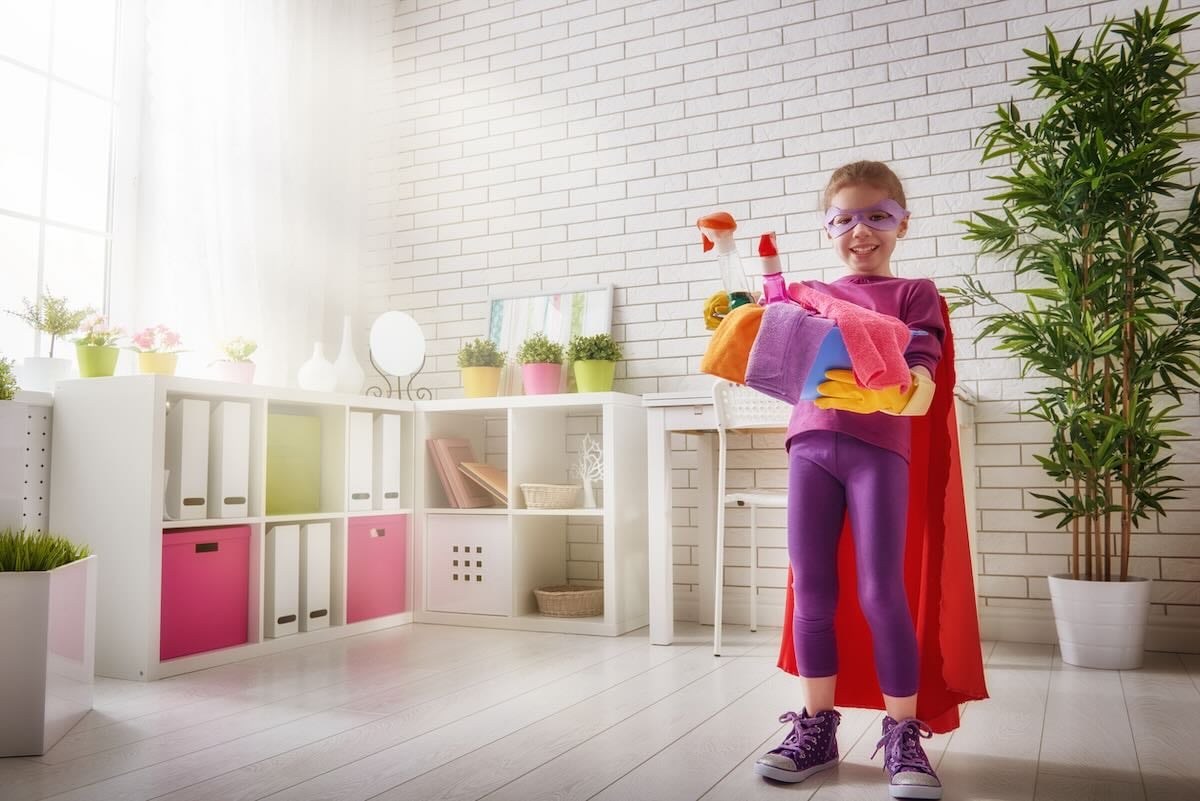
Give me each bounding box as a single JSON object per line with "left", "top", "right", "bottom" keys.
{"left": 786, "top": 274, "right": 945, "bottom": 462}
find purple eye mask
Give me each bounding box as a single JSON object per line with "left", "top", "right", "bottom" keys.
{"left": 823, "top": 199, "right": 910, "bottom": 238}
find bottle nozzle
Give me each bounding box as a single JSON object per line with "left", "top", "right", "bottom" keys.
{"left": 757, "top": 231, "right": 782, "bottom": 276}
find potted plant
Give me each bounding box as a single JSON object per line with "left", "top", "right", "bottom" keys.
{"left": 0, "top": 356, "right": 17, "bottom": 401}
{"left": 457, "top": 338, "right": 506, "bottom": 398}
{"left": 5, "top": 292, "right": 89, "bottom": 392}
{"left": 516, "top": 332, "right": 565, "bottom": 395}
{"left": 567, "top": 333, "right": 622, "bottom": 393}
{"left": 129, "top": 324, "right": 183, "bottom": 376}
{"left": 211, "top": 337, "right": 257, "bottom": 384}
{"left": 949, "top": 2, "right": 1200, "bottom": 669}
{"left": 74, "top": 313, "right": 124, "bottom": 378}
{"left": 0, "top": 528, "right": 97, "bottom": 756}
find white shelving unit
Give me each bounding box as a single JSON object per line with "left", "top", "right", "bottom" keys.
{"left": 414, "top": 393, "right": 648, "bottom": 637}
{"left": 48, "top": 375, "right": 415, "bottom": 680}
{"left": 49, "top": 380, "right": 649, "bottom": 680}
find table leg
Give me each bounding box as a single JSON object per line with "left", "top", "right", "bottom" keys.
{"left": 646, "top": 408, "right": 674, "bottom": 645}
{"left": 697, "top": 432, "right": 716, "bottom": 627}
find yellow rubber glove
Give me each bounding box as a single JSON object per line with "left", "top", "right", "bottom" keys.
{"left": 703, "top": 291, "right": 730, "bottom": 331}
{"left": 814, "top": 369, "right": 934, "bottom": 416}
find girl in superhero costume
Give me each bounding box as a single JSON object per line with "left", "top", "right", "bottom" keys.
{"left": 742, "top": 162, "right": 988, "bottom": 799}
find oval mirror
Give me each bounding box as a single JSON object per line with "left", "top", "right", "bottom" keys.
{"left": 369, "top": 311, "right": 426, "bottom": 376}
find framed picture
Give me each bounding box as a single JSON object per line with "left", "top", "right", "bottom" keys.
{"left": 487, "top": 285, "right": 613, "bottom": 395}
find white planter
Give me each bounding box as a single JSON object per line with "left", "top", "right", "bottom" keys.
{"left": 0, "top": 554, "right": 97, "bottom": 755}
{"left": 18, "top": 356, "right": 73, "bottom": 393}
{"left": 1048, "top": 573, "right": 1152, "bottom": 670}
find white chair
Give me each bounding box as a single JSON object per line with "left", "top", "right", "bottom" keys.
{"left": 712, "top": 379, "right": 792, "bottom": 656}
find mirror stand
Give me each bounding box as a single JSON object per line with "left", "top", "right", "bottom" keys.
{"left": 366, "top": 348, "right": 431, "bottom": 400}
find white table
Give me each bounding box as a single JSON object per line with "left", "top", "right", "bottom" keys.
{"left": 644, "top": 389, "right": 721, "bottom": 646}
{"left": 644, "top": 387, "right": 978, "bottom": 646}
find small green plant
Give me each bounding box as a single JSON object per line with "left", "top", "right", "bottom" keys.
{"left": 7, "top": 291, "right": 91, "bottom": 358}
{"left": 0, "top": 357, "right": 17, "bottom": 400}
{"left": 515, "top": 333, "right": 565, "bottom": 365}
{"left": 220, "top": 336, "right": 257, "bottom": 362}
{"left": 567, "top": 333, "right": 622, "bottom": 362}
{"left": 0, "top": 528, "right": 90, "bottom": 572}
{"left": 457, "top": 338, "right": 506, "bottom": 368}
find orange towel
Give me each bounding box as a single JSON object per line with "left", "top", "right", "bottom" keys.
{"left": 700, "top": 303, "right": 763, "bottom": 385}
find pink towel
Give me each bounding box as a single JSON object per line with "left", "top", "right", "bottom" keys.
{"left": 787, "top": 281, "right": 912, "bottom": 393}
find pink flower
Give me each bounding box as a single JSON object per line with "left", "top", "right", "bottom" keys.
{"left": 129, "top": 325, "right": 182, "bottom": 352}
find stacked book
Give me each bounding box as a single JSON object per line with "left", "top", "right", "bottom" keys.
{"left": 426, "top": 438, "right": 508, "bottom": 508}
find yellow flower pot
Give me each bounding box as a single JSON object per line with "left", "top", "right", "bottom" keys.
{"left": 137, "top": 352, "right": 178, "bottom": 376}
{"left": 462, "top": 366, "right": 501, "bottom": 398}
{"left": 75, "top": 343, "right": 119, "bottom": 378}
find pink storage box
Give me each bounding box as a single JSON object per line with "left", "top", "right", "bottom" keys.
{"left": 347, "top": 515, "right": 407, "bottom": 623}
{"left": 160, "top": 526, "right": 251, "bottom": 660}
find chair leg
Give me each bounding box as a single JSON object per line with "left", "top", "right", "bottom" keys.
{"left": 750, "top": 504, "right": 758, "bottom": 632}
{"left": 714, "top": 435, "right": 727, "bottom": 657}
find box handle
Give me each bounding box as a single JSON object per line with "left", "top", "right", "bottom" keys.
{"left": 370, "top": 527, "right": 386, "bottom": 538}
{"left": 223, "top": 496, "right": 247, "bottom": 505}
{"left": 183, "top": 497, "right": 205, "bottom": 506}
{"left": 309, "top": 609, "right": 328, "bottom": 619}
{"left": 277, "top": 614, "right": 297, "bottom": 625}
{"left": 195, "top": 542, "right": 218, "bottom": 553}
{"left": 351, "top": 492, "right": 370, "bottom": 500}
{"left": 384, "top": 492, "right": 399, "bottom": 499}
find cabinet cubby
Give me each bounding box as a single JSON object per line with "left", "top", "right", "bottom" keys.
{"left": 413, "top": 393, "right": 647, "bottom": 636}
{"left": 48, "top": 375, "right": 414, "bottom": 680}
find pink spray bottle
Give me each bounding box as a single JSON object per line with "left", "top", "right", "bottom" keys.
{"left": 757, "top": 231, "right": 790, "bottom": 304}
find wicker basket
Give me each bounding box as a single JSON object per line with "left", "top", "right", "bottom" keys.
{"left": 520, "top": 483, "right": 579, "bottom": 509}
{"left": 533, "top": 585, "right": 604, "bottom": 617}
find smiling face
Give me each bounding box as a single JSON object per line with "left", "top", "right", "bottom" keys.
{"left": 826, "top": 184, "right": 908, "bottom": 277}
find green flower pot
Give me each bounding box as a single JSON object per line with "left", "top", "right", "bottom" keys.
{"left": 75, "top": 343, "right": 119, "bottom": 378}
{"left": 573, "top": 360, "right": 615, "bottom": 393}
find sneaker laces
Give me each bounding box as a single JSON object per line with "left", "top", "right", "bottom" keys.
{"left": 872, "top": 717, "right": 934, "bottom": 775}
{"left": 769, "top": 710, "right": 826, "bottom": 761}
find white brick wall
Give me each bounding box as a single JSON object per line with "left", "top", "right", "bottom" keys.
{"left": 367, "top": 0, "right": 1200, "bottom": 639}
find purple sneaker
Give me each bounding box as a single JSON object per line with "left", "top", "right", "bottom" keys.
{"left": 873, "top": 716, "right": 943, "bottom": 799}
{"left": 754, "top": 708, "right": 841, "bottom": 783}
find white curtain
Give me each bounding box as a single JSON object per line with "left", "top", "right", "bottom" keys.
{"left": 132, "top": 0, "right": 370, "bottom": 386}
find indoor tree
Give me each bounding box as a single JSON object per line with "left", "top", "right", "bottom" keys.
{"left": 949, "top": 1, "right": 1200, "bottom": 582}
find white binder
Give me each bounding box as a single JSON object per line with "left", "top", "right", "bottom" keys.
{"left": 208, "top": 401, "right": 250, "bottom": 518}
{"left": 265, "top": 524, "right": 300, "bottom": 638}
{"left": 347, "top": 411, "right": 373, "bottom": 511}
{"left": 373, "top": 413, "right": 402, "bottom": 511}
{"left": 299, "top": 522, "right": 331, "bottom": 631}
{"left": 164, "top": 399, "right": 210, "bottom": 520}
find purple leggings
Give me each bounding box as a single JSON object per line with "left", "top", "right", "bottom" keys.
{"left": 787, "top": 430, "right": 918, "bottom": 697}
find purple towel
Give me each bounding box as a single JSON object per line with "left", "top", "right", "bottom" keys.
{"left": 745, "top": 303, "right": 834, "bottom": 405}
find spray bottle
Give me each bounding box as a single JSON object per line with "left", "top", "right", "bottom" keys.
{"left": 697, "top": 212, "right": 753, "bottom": 311}
{"left": 757, "top": 231, "right": 789, "bottom": 304}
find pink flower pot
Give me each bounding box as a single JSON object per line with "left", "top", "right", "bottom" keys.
{"left": 211, "top": 360, "right": 255, "bottom": 384}
{"left": 521, "top": 362, "right": 562, "bottom": 395}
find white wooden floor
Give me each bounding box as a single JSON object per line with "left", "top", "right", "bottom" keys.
{"left": 3, "top": 623, "right": 1199, "bottom": 801}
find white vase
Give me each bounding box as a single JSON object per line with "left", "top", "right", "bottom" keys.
{"left": 297, "top": 343, "right": 337, "bottom": 392}
{"left": 19, "top": 357, "right": 73, "bottom": 393}
{"left": 1048, "top": 573, "right": 1152, "bottom": 670}
{"left": 334, "top": 316, "right": 365, "bottom": 394}
{"left": 581, "top": 478, "right": 597, "bottom": 508}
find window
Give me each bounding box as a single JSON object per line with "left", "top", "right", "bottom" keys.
{"left": 0, "top": 0, "right": 123, "bottom": 359}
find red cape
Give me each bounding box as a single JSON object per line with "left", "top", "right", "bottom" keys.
{"left": 777, "top": 298, "right": 989, "bottom": 733}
